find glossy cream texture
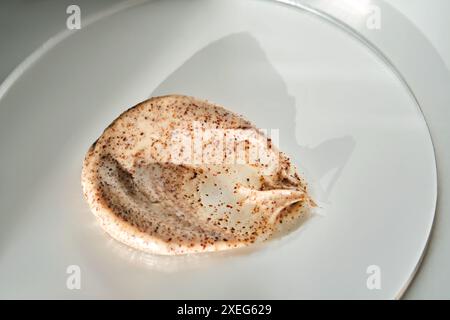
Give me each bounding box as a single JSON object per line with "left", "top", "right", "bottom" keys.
{"left": 82, "top": 95, "right": 313, "bottom": 254}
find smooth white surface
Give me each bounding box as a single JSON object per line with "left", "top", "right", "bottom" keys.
{"left": 306, "top": 0, "right": 450, "bottom": 300}
{"left": 389, "top": 0, "right": 450, "bottom": 71}
{"left": 384, "top": 0, "right": 450, "bottom": 300}
{"left": 0, "top": 0, "right": 437, "bottom": 299}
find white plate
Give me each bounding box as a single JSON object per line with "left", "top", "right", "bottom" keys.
{"left": 0, "top": 0, "right": 436, "bottom": 299}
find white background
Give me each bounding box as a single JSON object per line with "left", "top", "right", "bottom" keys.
{"left": 0, "top": 0, "right": 448, "bottom": 299}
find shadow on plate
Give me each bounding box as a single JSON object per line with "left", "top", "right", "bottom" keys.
{"left": 152, "top": 32, "right": 355, "bottom": 204}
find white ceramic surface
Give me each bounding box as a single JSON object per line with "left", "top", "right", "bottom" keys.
{"left": 0, "top": 0, "right": 436, "bottom": 299}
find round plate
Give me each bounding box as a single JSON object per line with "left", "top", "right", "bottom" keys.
{"left": 0, "top": 0, "right": 436, "bottom": 299}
